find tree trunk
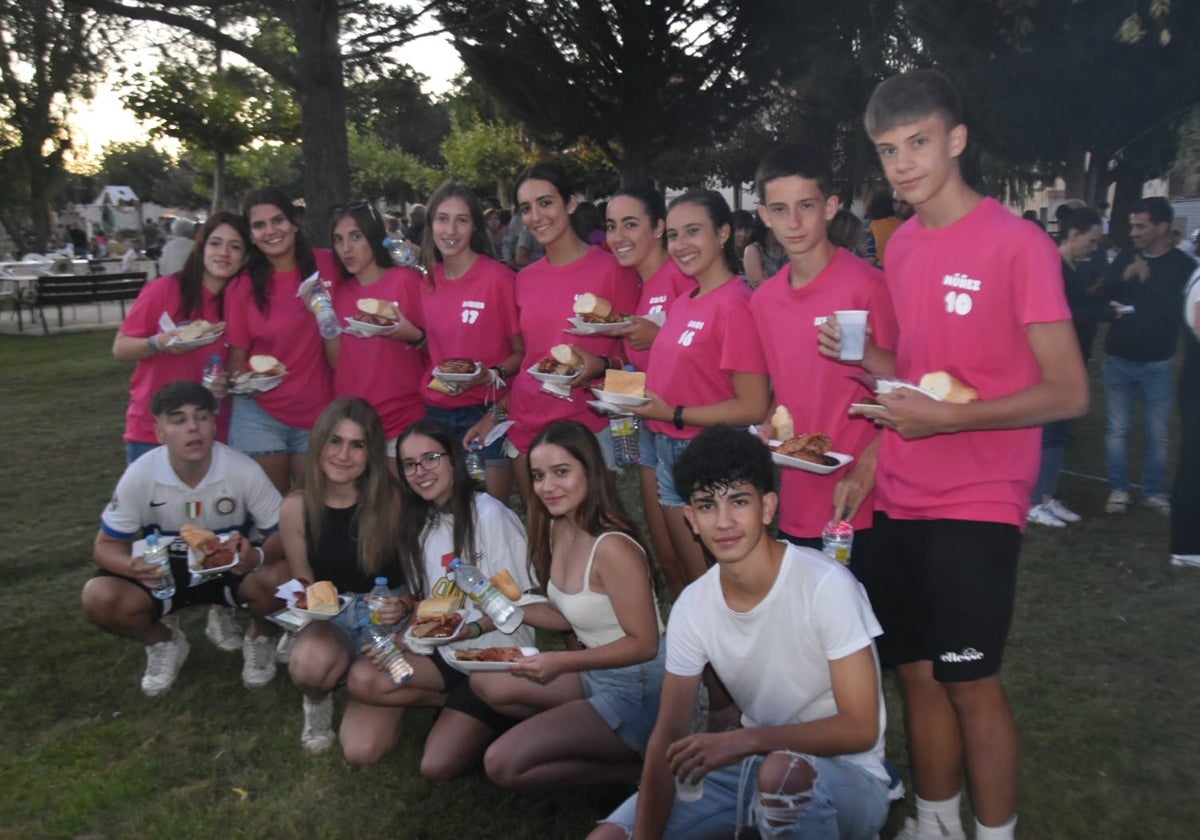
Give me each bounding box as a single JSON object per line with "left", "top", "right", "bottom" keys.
{"left": 1063, "top": 143, "right": 1086, "bottom": 200}
{"left": 212, "top": 150, "right": 226, "bottom": 212}
{"left": 293, "top": 0, "right": 350, "bottom": 246}
{"left": 1109, "top": 162, "right": 1145, "bottom": 249}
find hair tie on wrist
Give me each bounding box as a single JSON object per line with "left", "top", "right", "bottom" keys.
{"left": 673, "top": 405, "right": 686, "bottom": 430}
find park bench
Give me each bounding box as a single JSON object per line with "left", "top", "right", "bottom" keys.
{"left": 29, "top": 270, "right": 148, "bottom": 334}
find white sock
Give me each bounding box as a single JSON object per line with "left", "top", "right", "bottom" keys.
{"left": 975, "top": 816, "right": 1017, "bottom": 840}
{"left": 916, "top": 792, "right": 963, "bottom": 837}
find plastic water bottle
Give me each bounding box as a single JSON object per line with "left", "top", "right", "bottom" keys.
{"left": 306, "top": 282, "right": 341, "bottom": 339}
{"left": 609, "top": 414, "right": 640, "bottom": 467}
{"left": 143, "top": 533, "right": 175, "bottom": 600}
{"left": 202, "top": 353, "right": 226, "bottom": 394}
{"left": 448, "top": 556, "right": 524, "bottom": 634}
{"left": 361, "top": 619, "right": 414, "bottom": 685}
{"left": 465, "top": 443, "right": 486, "bottom": 483}
{"left": 383, "top": 236, "right": 420, "bottom": 269}
{"left": 822, "top": 520, "right": 853, "bottom": 565}
{"left": 364, "top": 577, "right": 395, "bottom": 630}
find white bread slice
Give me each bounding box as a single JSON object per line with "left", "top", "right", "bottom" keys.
{"left": 249, "top": 354, "right": 285, "bottom": 376}
{"left": 604, "top": 369, "right": 646, "bottom": 397}
{"left": 918, "top": 371, "right": 978, "bottom": 404}
{"left": 573, "top": 293, "right": 613, "bottom": 320}
{"left": 550, "top": 344, "right": 581, "bottom": 369}
{"left": 417, "top": 595, "right": 460, "bottom": 619}
{"left": 357, "top": 298, "right": 400, "bottom": 321}
{"left": 307, "top": 581, "right": 339, "bottom": 613}
{"left": 771, "top": 405, "right": 795, "bottom": 441}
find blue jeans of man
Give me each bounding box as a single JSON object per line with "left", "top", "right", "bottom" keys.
{"left": 1104, "top": 355, "right": 1174, "bottom": 496}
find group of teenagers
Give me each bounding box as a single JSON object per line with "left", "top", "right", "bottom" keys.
{"left": 82, "top": 68, "right": 1095, "bottom": 839}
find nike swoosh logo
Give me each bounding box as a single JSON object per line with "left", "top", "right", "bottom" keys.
{"left": 150, "top": 501, "right": 166, "bottom": 507}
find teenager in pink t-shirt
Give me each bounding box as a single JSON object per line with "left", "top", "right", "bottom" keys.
{"left": 226, "top": 187, "right": 337, "bottom": 494}
{"left": 114, "top": 211, "right": 249, "bottom": 462}
{"left": 629, "top": 189, "right": 769, "bottom": 586}
{"left": 418, "top": 183, "right": 524, "bottom": 503}
{"left": 818, "top": 71, "right": 1088, "bottom": 840}
{"left": 748, "top": 144, "right": 898, "bottom": 582}
{"left": 328, "top": 201, "right": 427, "bottom": 468}
{"left": 604, "top": 184, "right": 696, "bottom": 599}
{"left": 467, "top": 162, "right": 639, "bottom": 507}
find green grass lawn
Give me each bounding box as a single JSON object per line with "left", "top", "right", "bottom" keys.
{"left": 1, "top": 329, "right": 1198, "bottom": 838}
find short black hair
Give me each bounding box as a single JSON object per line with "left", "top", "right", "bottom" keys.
{"left": 150, "top": 381, "right": 216, "bottom": 416}
{"left": 673, "top": 425, "right": 776, "bottom": 501}
{"left": 754, "top": 143, "right": 833, "bottom": 202}
{"left": 1130, "top": 196, "right": 1173, "bottom": 226}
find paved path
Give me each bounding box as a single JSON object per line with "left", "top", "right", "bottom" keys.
{"left": 0, "top": 299, "right": 127, "bottom": 336}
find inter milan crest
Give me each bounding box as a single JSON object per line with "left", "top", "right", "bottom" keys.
{"left": 216, "top": 497, "right": 237, "bottom": 515}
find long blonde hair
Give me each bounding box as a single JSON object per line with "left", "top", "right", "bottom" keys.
{"left": 296, "top": 397, "right": 400, "bottom": 575}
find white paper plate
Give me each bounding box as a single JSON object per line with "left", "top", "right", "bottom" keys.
{"left": 770, "top": 449, "right": 854, "bottom": 475}
{"left": 343, "top": 316, "right": 393, "bottom": 336}
{"left": 874, "top": 379, "right": 942, "bottom": 401}
{"left": 229, "top": 372, "right": 286, "bottom": 395}
{"left": 289, "top": 594, "right": 353, "bottom": 622}
{"left": 567, "top": 316, "right": 627, "bottom": 334}
{"left": 527, "top": 364, "right": 577, "bottom": 385}
{"left": 452, "top": 646, "right": 539, "bottom": 671}
{"left": 403, "top": 610, "right": 469, "bottom": 646}
{"left": 434, "top": 362, "right": 484, "bottom": 383}
{"left": 170, "top": 329, "right": 224, "bottom": 350}
{"left": 589, "top": 387, "right": 649, "bottom": 408}
{"left": 186, "top": 536, "right": 239, "bottom": 578}
{"left": 587, "top": 399, "right": 630, "bottom": 417}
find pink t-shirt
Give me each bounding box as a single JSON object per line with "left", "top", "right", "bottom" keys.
{"left": 224, "top": 249, "right": 338, "bottom": 429}
{"left": 877, "top": 197, "right": 1071, "bottom": 527}
{"left": 332, "top": 266, "right": 427, "bottom": 438}
{"left": 120, "top": 274, "right": 231, "bottom": 444}
{"left": 508, "top": 247, "right": 641, "bottom": 452}
{"left": 625, "top": 259, "right": 697, "bottom": 371}
{"left": 749, "top": 249, "right": 898, "bottom": 537}
{"left": 646, "top": 278, "right": 768, "bottom": 440}
{"left": 421, "top": 255, "right": 520, "bottom": 410}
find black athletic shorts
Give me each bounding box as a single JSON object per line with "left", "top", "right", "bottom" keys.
{"left": 93, "top": 547, "right": 242, "bottom": 620}
{"left": 430, "top": 652, "right": 520, "bottom": 733}
{"left": 866, "top": 513, "right": 1020, "bottom": 682}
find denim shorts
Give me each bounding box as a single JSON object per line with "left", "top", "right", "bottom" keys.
{"left": 229, "top": 396, "right": 310, "bottom": 456}
{"left": 424, "top": 404, "right": 507, "bottom": 465}
{"left": 125, "top": 440, "right": 158, "bottom": 465}
{"left": 602, "top": 751, "right": 888, "bottom": 839}
{"left": 647, "top": 429, "right": 694, "bottom": 507}
{"left": 581, "top": 635, "right": 666, "bottom": 755}
{"left": 638, "top": 421, "right": 659, "bottom": 469}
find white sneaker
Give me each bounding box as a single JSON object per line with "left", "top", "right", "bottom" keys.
{"left": 242, "top": 632, "right": 277, "bottom": 689}
{"left": 142, "top": 627, "right": 190, "bottom": 697}
{"left": 1105, "top": 490, "right": 1130, "bottom": 514}
{"left": 895, "top": 816, "right": 967, "bottom": 840}
{"left": 205, "top": 606, "right": 242, "bottom": 652}
{"left": 301, "top": 695, "right": 336, "bottom": 753}
{"left": 1027, "top": 504, "right": 1066, "bottom": 527}
{"left": 1043, "top": 498, "right": 1081, "bottom": 523}
{"left": 1144, "top": 494, "right": 1171, "bottom": 516}
{"left": 275, "top": 630, "right": 297, "bottom": 664}
{"left": 1171, "top": 554, "right": 1200, "bottom": 568}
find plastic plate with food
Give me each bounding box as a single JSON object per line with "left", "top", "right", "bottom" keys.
{"left": 566, "top": 316, "right": 627, "bottom": 335}
{"left": 527, "top": 364, "right": 577, "bottom": 386}
{"left": 170, "top": 328, "right": 225, "bottom": 349}
{"left": 288, "top": 593, "right": 352, "bottom": 621}
{"left": 587, "top": 399, "right": 630, "bottom": 417}
{"left": 589, "top": 388, "right": 650, "bottom": 408}
{"left": 403, "top": 609, "right": 469, "bottom": 646}
{"left": 434, "top": 362, "right": 484, "bottom": 383}
{"left": 187, "top": 543, "right": 239, "bottom": 579}
{"left": 229, "top": 372, "right": 286, "bottom": 395}
{"left": 452, "top": 646, "right": 539, "bottom": 672}
{"left": 769, "top": 446, "right": 854, "bottom": 475}
{"left": 343, "top": 316, "right": 393, "bottom": 337}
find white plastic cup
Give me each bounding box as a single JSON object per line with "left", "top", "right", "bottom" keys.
{"left": 834, "top": 310, "right": 868, "bottom": 361}
{"left": 675, "top": 771, "right": 704, "bottom": 802}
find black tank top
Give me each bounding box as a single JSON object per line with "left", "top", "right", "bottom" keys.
{"left": 307, "top": 504, "right": 404, "bottom": 595}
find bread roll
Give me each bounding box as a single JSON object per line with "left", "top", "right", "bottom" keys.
{"left": 306, "top": 581, "right": 339, "bottom": 613}
{"left": 918, "top": 371, "right": 978, "bottom": 404}
{"left": 249, "top": 354, "right": 285, "bottom": 376}
{"left": 573, "top": 293, "right": 615, "bottom": 322}
{"left": 178, "top": 320, "right": 214, "bottom": 341}
{"left": 357, "top": 298, "right": 401, "bottom": 322}
{"left": 550, "top": 344, "right": 582, "bottom": 370}
{"left": 771, "top": 405, "right": 795, "bottom": 441}
{"left": 604, "top": 369, "right": 646, "bottom": 397}
{"left": 490, "top": 569, "right": 522, "bottom": 601}
{"left": 417, "top": 595, "right": 459, "bottom": 619}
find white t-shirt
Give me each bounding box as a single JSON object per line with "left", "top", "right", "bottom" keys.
{"left": 101, "top": 442, "right": 281, "bottom": 541}
{"left": 418, "top": 492, "right": 545, "bottom": 671}
{"left": 1185, "top": 265, "right": 1200, "bottom": 332}
{"left": 666, "top": 542, "right": 887, "bottom": 781}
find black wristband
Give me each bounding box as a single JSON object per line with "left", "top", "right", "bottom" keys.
{"left": 673, "top": 405, "right": 685, "bottom": 430}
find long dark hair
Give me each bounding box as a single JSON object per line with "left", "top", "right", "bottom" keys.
{"left": 328, "top": 200, "right": 394, "bottom": 278}
{"left": 420, "top": 182, "right": 493, "bottom": 282}
{"left": 295, "top": 398, "right": 401, "bottom": 577}
{"left": 667, "top": 188, "right": 738, "bottom": 273}
{"left": 240, "top": 186, "right": 318, "bottom": 313}
{"left": 526, "top": 420, "right": 642, "bottom": 591}
{"left": 174, "top": 211, "right": 249, "bottom": 321}
{"left": 512, "top": 161, "right": 588, "bottom": 242}
{"left": 395, "top": 419, "right": 483, "bottom": 598}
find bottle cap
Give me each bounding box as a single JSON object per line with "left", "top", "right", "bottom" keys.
{"left": 448, "top": 556, "right": 462, "bottom": 570}
{"left": 374, "top": 576, "right": 388, "bottom": 585}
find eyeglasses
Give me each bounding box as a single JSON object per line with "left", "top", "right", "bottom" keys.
{"left": 400, "top": 451, "right": 448, "bottom": 476}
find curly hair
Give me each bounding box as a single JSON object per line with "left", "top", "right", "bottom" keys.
{"left": 672, "top": 425, "right": 776, "bottom": 502}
